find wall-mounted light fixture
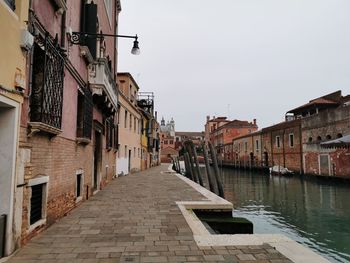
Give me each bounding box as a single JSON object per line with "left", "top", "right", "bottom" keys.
{"left": 70, "top": 32, "right": 140, "bottom": 55}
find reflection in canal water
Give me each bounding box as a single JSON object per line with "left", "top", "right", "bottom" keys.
{"left": 202, "top": 167, "right": 350, "bottom": 263}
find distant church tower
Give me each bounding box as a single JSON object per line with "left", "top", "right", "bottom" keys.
{"left": 161, "top": 117, "right": 165, "bottom": 126}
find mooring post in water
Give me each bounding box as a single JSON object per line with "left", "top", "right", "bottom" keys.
{"left": 208, "top": 142, "right": 225, "bottom": 198}
{"left": 184, "top": 152, "right": 194, "bottom": 181}
{"left": 183, "top": 154, "right": 190, "bottom": 178}
{"left": 202, "top": 143, "right": 216, "bottom": 194}
{"left": 176, "top": 156, "right": 181, "bottom": 174}
{"left": 184, "top": 142, "right": 199, "bottom": 183}
{"left": 191, "top": 143, "right": 204, "bottom": 186}
{"left": 171, "top": 157, "right": 176, "bottom": 171}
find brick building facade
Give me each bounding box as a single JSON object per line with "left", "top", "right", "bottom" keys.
{"left": 216, "top": 91, "right": 350, "bottom": 178}
{"left": 13, "top": 0, "right": 122, "bottom": 250}
{"left": 302, "top": 103, "right": 350, "bottom": 177}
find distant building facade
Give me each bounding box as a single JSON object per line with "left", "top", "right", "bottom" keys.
{"left": 117, "top": 73, "right": 142, "bottom": 175}
{"left": 160, "top": 117, "right": 176, "bottom": 163}
{"left": 204, "top": 116, "right": 258, "bottom": 148}
{"left": 292, "top": 91, "right": 350, "bottom": 177}
{"left": 216, "top": 90, "right": 350, "bottom": 178}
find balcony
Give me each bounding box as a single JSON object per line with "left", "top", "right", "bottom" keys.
{"left": 88, "top": 58, "right": 118, "bottom": 112}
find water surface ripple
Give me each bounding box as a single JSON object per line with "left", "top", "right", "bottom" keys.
{"left": 202, "top": 167, "right": 350, "bottom": 263}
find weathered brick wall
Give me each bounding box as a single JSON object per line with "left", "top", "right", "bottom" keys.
{"left": 19, "top": 126, "right": 116, "bottom": 244}
{"left": 261, "top": 120, "right": 302, "bottom": 173}
{"left": 302, "top": 105, "right": 350, "bottom": 177}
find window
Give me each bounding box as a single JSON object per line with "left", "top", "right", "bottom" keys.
{"left": 244, "top": 142, "right": 248, "bottom": 152}
{"left": 117, "top": 107, "right": 120, "bottom": 124}
{"left": 134, "top": 117, "right": 137, "bottom": 132}
{"left": 103, "top": 0, "right": 113, "bottom": 26}
{"left": 30, "top": 39, "right": 64, "bottom": 130}
{"left": 28, "top": 176, "right": 49, "bottom": 228}
{"left": 113, "top": 123, "right": 119, "bottom": 150}
{"left": 134, "top": 147, "right": 136, "bottom": 157}
{"left": 76, "top": 88, "right": 93, "bottom": 140}
{"left": 337, "top": 133, "right": 343, "bottom": 138}
{"left": 130, "top": 114, "right": 132, "bottom": 129}
{"left": 326, "top": 135, "right": 332, "bottom": 140}
{"left": 138, "top": 148, "right": 140, "bottom": 158}
{"left": 255, "top": 139, "right": 259, "bottom": 151}
{"left": 170, "top": 140, "right": 173, "bottom": 144}
{"left": 317, "top": 136, "right": 322, "bottom": 141}
{"left": 76, "top": 170, "right": 83, "bottom": 202}
{"left": 164, "top": 140, "right": 168, "bottom": 145}
{"left": 308, "top": 137, "right": 313, "bottom": 143}
{"left": 124, "top": 145, "right": 127, "bottom": 158}
{"left": 289, "top": 134, "right": 294, "bottom": 147}
{"left": 4, "top": 0, "right": 15, "bottom": 11}
{"left": 105, "top": 117, "right": 114, "bottom": 149}
{"left": 276, "top": 136, "right": 281, "bottom": 148}
{"left": 30, "top": 184, "right": 43, "bottom": 225}
{"left": 124, "top": 110, "right": 127, "bottom": 128}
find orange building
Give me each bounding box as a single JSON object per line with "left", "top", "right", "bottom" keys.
{"left": 205, "top": 117, "right": 258, "bottom": 148}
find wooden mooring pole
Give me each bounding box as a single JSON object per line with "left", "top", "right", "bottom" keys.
{"left": 208, "top": 142, "right": 225, "bottom": 198}
{"left": 191, "top": 143, "right": 204, "bottom": 187}
{"left": 202, "top": 143, "right": 217, "bottom": 194}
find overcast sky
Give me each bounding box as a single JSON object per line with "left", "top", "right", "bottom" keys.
{"left": 118, "top": 0, "right": 350, "bottom": 131}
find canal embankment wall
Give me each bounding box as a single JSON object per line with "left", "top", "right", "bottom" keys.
{"left": 169, "top": 165, "right": 331, "bottom": 263}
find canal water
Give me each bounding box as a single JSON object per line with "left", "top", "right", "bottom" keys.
{"left": 201, "top": 167, "right": 350, "bottom": 263}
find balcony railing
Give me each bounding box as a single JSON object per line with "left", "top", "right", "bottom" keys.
{"left": 88, "top": 58, "right": 118, "bottom": 110}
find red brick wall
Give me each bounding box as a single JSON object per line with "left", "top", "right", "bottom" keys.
{"left": 261, "top": 120, "right": 302, "bottom": 173}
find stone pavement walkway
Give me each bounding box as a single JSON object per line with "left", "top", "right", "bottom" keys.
{"left": 7, "top": 165, "right": 292, "bottom": 263}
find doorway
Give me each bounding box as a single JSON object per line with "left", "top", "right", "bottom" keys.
{"left": 93, "top": 129, "right": 102, "bottom": 190}
{"left": 264, "top": 152, "right": 269, "bottom": 167}
{"left": 128, "top": 150, "right": 131, "bottom": 174}
{"left": 0, "top": 98, "right": 19, "bottom": 257}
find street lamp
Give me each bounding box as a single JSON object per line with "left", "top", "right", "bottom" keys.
{"left": 70, "top": 32, "right": 140, "bottom": 55}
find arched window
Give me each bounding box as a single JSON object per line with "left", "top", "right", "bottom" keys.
{"left": 326, "top": 135, "right": 332, "bottom": 140}
{"left": 308, "top": 137, "right": 313, "bottom": 143}
{"left": 317, "top": 136, "right": 322, "bottom": 141}
{"left": 337, "top": 133, "right": 343, "bottom": 138}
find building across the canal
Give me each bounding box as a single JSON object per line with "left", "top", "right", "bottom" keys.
{"left": 214, "top": 90, "right": 350, "bottom": 178}
{"left": 205, "top": 116, "right": 258, "bottom": 148}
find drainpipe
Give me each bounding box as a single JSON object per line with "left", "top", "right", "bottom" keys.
{"left": 299, "top": 122, "right": 303, "bottom": 174}
{"left": 60, "top": 10, "right": 66, "bottom": 47}
{"left": 270, "top": 131, "right": 273, "bottom": 166}
{"left": 282, "top": 129, "right": 286, "bottom": 168}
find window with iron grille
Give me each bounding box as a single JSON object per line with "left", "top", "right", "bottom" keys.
{"left": 30, "top": 184, "right": 43, "bottom": 225}
{"left": 106, "top": 117, "right": 114, "bottom": 149}
{"left": 4, "top": 0, "right": 15, "bottom": 11}
{"left": 76, "top": 87, "right": 93, "bottom": 139}
{"left": 114, "top": 124, "right": 119, "bottom": 149}
{"left": 30, "top": 36, "right": 64, "bottom": 130}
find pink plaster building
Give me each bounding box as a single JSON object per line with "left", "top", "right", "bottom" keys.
{"left": 14, "top": 0, "right": 124, "bottom": 250}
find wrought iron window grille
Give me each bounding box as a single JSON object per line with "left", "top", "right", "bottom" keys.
{"left": 105, "top": 116, "right": 114, "bottom": 150}
{"left": 29, "top": 33, "right": 65, "bottom": 132}
{"left": 77, "top": 86, "right": 93, "bottom": 141}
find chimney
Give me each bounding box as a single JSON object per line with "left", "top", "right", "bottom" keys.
{"left": 253, "top": 119, "right": 257, "bottom": 125}
{"left": 206, "top": 115, "right": 210, "bottom": 122}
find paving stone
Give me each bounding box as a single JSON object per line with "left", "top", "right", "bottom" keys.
{"left": 7, "top": 165, "right": 290, "bottom": 263}
{"left": 237, "top": 253, "right": 256, "bottom": 261}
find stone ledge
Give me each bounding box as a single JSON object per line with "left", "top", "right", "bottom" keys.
{"left": 170, "top": 165, "right": 330, "bottom": 263}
